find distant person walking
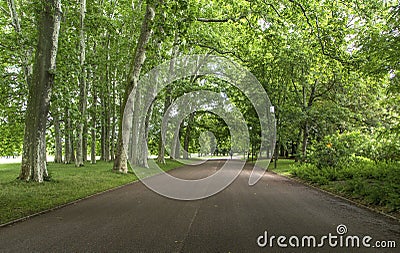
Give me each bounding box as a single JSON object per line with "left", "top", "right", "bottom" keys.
{"left": 229, "top": 149, "right": 233, "bottom": 159}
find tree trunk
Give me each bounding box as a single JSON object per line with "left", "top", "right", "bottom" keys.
{"left": 104, "top": 37, "right": 112, "bottom": 162}
{"left": 100, "top": 90, "right": 110, "bottom": 161}
{"left": 273, "top": 140, "right": 279, "bottom": 169}
{"left": 91, "top": 123, "right": 97, "bottom": 164}
{"left": 157, "top": 38, "right": 178, "bottom": 163}
{"left": 75, "top": 0, "right": 87, "bottom": 167}
{"left": 110, "top": 69, "right": 118, "bottom": 161}
{"left": 64, "top": 107, "right": 71, "bottom": 164}
{"left": 113, "top": 3, "right": 155, "bottom": 173}
{"left": 139, "top": 101, "right": 154, "bottom": 168}
{"left": 130, "top": 89, "right": 141, "bottom": 165}
{"left": 91, "top": 82, "right": 97, "bottom": 164}
{"left": 110, "top": 120, "right": 116, "bottom": 161}
{"left": 157, "top": 131, "right": 166, "bottom": 163}
{"left": 64, "top": 106, "right": 75, "bottom": 164}
{"left": 280, "top": 143, "right": 285, "bottom": 157}
{"left": 156, "top": 88, "right": 171, "bottom": 163}
{"left": 301, "top": 122, "right": 309, "bottom": 162}
{"left": 82, "top": 124, "right": 88, "bottom": 162}
{"left": 104, "top": 103, "right": 111, "bottom": 161}
{"left": 183, "top": 113, "right": 194, "bottom": 159}
{"left": 53, "top": 111, "right": 63, "bottom": 163}
{"left": 19, "top": 0, "right": 62, "bottom": 182}
{"left": 171, "top": 124, "right": 182, "bottom": 159}
{"left": 70, "top": 137, "right": 76, "bottom": 163}
{"left": 100, "top": 118, "right": 105, "bottom": 161}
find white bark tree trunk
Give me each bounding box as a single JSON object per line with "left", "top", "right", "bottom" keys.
{"left": 75, "top": 0, "right": 87, "bottom": 167}
{"left": 113, "top": 3, "right": 156, "bottom": 173}
{"left": 157, "top": 36, "right": 179, "bottom": 163}
{"left": 64, "top": 106, "right": 74, "bottom": 164}
{"left": 90, "top": 75, "right": 97, "bottom": 164}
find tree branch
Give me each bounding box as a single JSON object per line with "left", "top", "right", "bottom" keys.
{"left": 288, "top": 0, "right": 314, "bottom": 32}
{"left": 263, "top": 0, "right": 281, "bottom": 18}
{"left": 291, "top": 78, "right": 303, "bottom": 105}
{"left": 244, "top": 16, "right": 256, "bottom": 30}
{"left": 314, "top": 77, "right": 339, "bottom": 100}
{"left": 314, "top": 15, "right": 349, "bottom": 65}
{"left": 307, "top": 80, "right": 318, "bottom": 107}
{"left": 196, "top": 43, "right": 248, "bottom": 63}
{"left": 289, "top": 0, "right": 349, "bottom": 66}
{"left": 0, "top": 5, "right": 10, "bottom": 16}
{"left": 196, "top": 14, "right": 247, "bottom": 23}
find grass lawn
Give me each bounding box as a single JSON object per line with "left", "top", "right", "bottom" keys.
{"left": 251, "top": 158, "right": 296, "bottom": 175}
{"left": 0, "top": 159, "right": 183, "bottom": 225}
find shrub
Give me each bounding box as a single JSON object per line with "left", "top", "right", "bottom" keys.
{"left": 291, "top": 163, "right": 330, "bottom": 185}
{"left": 309, "top": 131, "right": 370, "bottom": 169}
{"left": 370, "top": 134, "right": 400, "bottom": 162}
{"left": 290, "top": 160, "right": 400, "bottom": 212}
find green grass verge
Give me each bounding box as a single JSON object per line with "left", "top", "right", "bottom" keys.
{"left": 251, "top": 158, "right": 296, "bottom": 175}
{"left": 0, "top": 159, "right": 183, "bottom": 225}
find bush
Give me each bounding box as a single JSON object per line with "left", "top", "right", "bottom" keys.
{"left": 369, "top": 133, "right": 400, "bottom": 162}
{"left": 309, "top": 130, "right": 400, "bottom": 167}
{"left": 309, "top": 131, "right": 370, "bottom": 169}
{"left": 291, "top": 163, "right": 330, "bottom": 185}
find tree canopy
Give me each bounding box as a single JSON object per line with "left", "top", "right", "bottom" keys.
{"left": 1, "top": 0, "right": 399, "bottom": 181}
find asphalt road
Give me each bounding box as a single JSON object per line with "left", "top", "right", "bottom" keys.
{"left": 0, "top": 160, "right": 399, "bottom": 252}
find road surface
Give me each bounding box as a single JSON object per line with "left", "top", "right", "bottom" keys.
{"left": 0, "top": 160, "right": 399, "bottom": 252}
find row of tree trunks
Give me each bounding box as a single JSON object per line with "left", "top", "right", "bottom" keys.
{"left": 52, "top": 78, "right": 115, "bottom": 166}
{"left": 54, "top": 97, "right": 115, "bottom": 165}
{"left": 17, "top": 0, "right": 164, "bottom": 179}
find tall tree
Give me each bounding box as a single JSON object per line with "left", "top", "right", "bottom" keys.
{"left": 156, "top": 34, "right": 179, "bottom": 163}
{"left": 113, "top": 2, "right": 156, "bottom": 173}
{"left": 90, "top": 72, "right": 97, "bottom": 164}
{"left": 19, "top": 0, "right": 62, "bottom": 182}
{"left": 75, "top": 0, "right": 87, "bottom": 167}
